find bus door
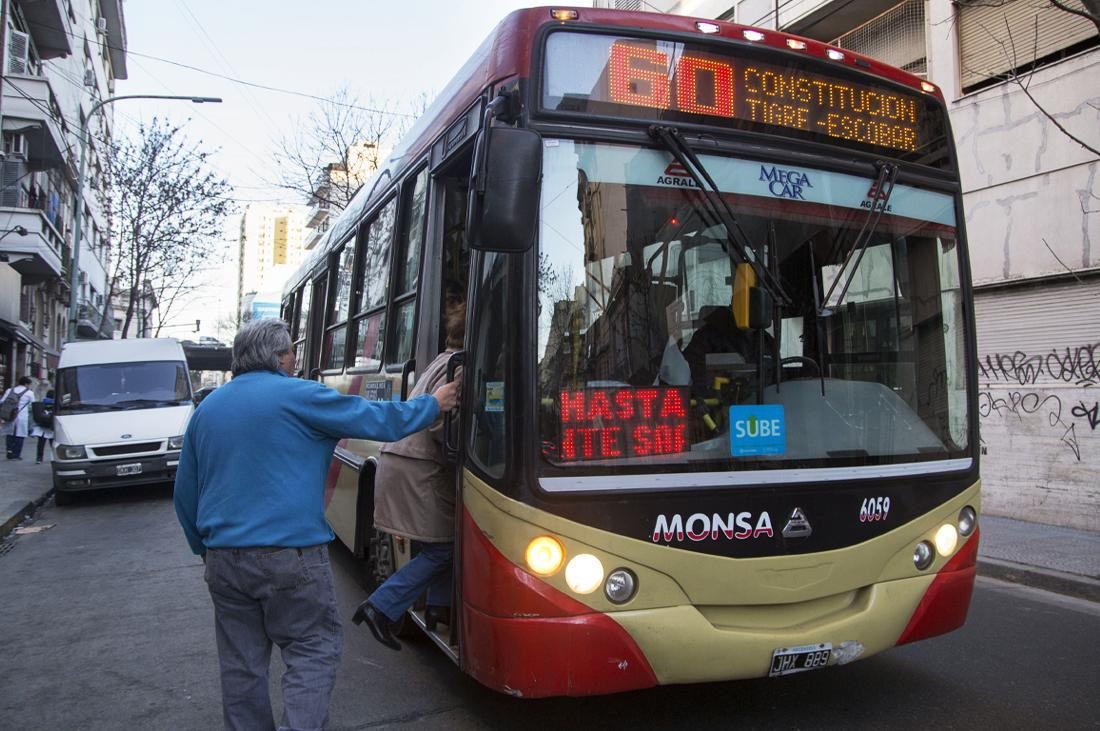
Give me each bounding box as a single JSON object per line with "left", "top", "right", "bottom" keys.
{"left": 305, "top": 273, "right": 328, "bottom": 378}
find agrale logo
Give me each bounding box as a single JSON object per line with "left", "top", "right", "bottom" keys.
{"left": 652, "top": 511, "right": 774, "bottom": 543}
{"left": 759, "top": 165, "right": 813, "bottom": 200}
{"left": 656, "top": 161, "right": 699, "bottom": 188}
{"left": 860, "top": 180, "right": 894, "bottom": 213}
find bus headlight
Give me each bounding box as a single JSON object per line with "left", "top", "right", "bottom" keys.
{"left": 605, "top": 569, "right": 637, "bottom": 604}
{"left": 913, "top": 541, "right": 934, "bottom": 570}
{"left": 958, "top": 506, "right": 977, "bottom": 536}
{"left": 565, "top": 554, "right": 604, "bottom": 595}
{"left": 525, "top": 536, "right": 565, "bottom": 576}
{"left": 934, "top": 524, "right": 958, "bottom": 556}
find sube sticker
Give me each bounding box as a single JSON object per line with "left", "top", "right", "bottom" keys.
{"left": 729, "top": 405, "right": 786, "bottom": 456}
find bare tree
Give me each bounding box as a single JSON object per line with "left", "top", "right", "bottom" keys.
{"left": 103, "top": 118, "right": 234, "bottom": 338}
{"left": 273, "top": 87, "right": 413, "bottom": 209}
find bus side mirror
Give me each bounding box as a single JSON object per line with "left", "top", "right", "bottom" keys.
{"left": 467, "top": 126, "right": 542, "bottom": 252}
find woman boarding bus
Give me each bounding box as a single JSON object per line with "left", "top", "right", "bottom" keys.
{"left": 283, "top": 6, "right": 979, "bottom": 697}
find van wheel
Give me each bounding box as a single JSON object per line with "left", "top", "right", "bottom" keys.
{"left": 54, "top": 490, "right": 74, "bottom": 506}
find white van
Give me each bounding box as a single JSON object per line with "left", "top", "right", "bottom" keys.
{"left": 52, "top": 338, "right": 194, "bottom": 504}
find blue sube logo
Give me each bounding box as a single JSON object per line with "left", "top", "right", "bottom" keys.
{"left": 729, "top": 405, "right": 786, "bottom": 456}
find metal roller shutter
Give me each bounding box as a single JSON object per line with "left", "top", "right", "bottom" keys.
{"left": 958, "top": 0, "right": 1097, "bottom": 92}
{"left": 975, "top": 277, "right": 1100, "bottom": 386}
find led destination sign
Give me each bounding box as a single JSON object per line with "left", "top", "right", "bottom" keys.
{"left": 559, "top": 387, "right": 689, "bottom": 461}
{"left": 544, "top": 32, "right": 940, "bottom": 156}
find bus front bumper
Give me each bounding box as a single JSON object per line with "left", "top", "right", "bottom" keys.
{"left": 461, "top": 503, "right": 976, "bottom": 697}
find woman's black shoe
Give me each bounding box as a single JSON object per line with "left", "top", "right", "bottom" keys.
{"left": 352, "top": 601, "right": 401, "bottom": 651}
{"left": 424, "top": 605, "right": 450, "bottom": 632}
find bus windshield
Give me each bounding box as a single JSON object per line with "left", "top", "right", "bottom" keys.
{"left": 537, "top": 140, "right": 969, "bottom": 476}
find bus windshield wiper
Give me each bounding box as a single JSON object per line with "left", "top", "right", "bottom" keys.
{"left": 648, "top": 125, "right": 792, "bottom": 308}
{"left": 819, "top": 161, "right": 899, "bottom": 315}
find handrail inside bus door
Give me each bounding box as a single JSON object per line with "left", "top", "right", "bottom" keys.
{"left": 399, "top": 358, "right": 415, "bottom": 401}
{"left": 442, "top": 351, "right": 466, "bottom": 463}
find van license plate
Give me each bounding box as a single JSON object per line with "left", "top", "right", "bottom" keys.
{"left": 769, "top": 643, "right": 832, "bottom": 677}
{"left": 116, "top": 463, "right": 143, "bottom": 476}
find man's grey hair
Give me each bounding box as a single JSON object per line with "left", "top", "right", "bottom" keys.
{"left": 232, "top": 319, "right": 293, "bottom": 376}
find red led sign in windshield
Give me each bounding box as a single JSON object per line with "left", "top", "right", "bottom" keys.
{"left": 559, "top": 387, "right": 689, "bottom": 461}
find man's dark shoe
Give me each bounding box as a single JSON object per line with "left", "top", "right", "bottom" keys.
{"left": 352, "top": 601, "right": 401, "bottom": 651}
{"left": 424, "top": 604, "right": 450, "bottom": 632}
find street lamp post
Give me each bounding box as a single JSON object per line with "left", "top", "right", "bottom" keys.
{"left": 67, "top": 94, "right": 222, "bottom": 341}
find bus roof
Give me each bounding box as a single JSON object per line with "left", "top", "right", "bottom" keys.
{"left": 284, "top": 5, "right": 942, "bottom": 294}
{"left": 59, "top": 338, "right": 187, "bottom": 368}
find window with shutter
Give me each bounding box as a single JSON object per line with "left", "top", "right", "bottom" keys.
{"left": 958, "top": 0, "right": 1099, "bottom": 93}
{"left": 7, "top": 29, "right": 29, "bottom": 75}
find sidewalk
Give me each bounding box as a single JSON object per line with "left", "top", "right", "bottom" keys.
{"left": 0, "top": 443, "right": 55, "bottom": 537}
{"left": 976, "top": 514, "right": 1100, "bottom": 602}
{"left": 2, "top": 456, "right": 1098, "bottom": 601}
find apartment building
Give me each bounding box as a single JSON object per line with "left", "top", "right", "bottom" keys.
{"left": 237, "top": 203, "right": 309, "bottom": 322}
{"left": 595, "top": 0, "right": 1099, "bottom": 528}
{"left": 0, "top": 0, "right": 126, "bottom": 390}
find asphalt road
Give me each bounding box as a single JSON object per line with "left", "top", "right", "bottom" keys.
{"left": 1, "top": 486, "right": 1098, "bottom": 730}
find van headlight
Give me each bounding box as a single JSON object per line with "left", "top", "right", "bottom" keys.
{"left": 57, "top": 445, "right": 87, "bottom": 460}
{"left": 168, "top": 435, "right": 184, "bottom": 450}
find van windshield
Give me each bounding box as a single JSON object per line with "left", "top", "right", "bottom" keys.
{"left": 56, "top": 361, "right": 192, "bottom": 413}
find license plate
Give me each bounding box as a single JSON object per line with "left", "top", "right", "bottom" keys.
{"left": 116, "top": 463, "right": 143, "bottom": 476}
{"left": 769, "top": 643, "right": 832, "bottom": 677}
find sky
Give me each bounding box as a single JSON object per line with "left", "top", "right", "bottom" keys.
{"left": 116, "top": 0, "right": 538, "bottom": 340}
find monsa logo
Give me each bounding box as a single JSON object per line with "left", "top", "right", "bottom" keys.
{"left": 759, "top": 165, "right": 813, "bottom": 200}
{"left": 652, "top": 512, "right": 774, "bottom": 543}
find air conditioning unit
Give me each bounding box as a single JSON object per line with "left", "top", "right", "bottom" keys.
{"left": 7, "top": 30, "right": 29, "bottom": 76}
{"left": 96, "top": 17, "right": 108, "bottom": 34}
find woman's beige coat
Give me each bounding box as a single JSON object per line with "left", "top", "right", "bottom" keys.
{"left": 372, "top": 350, "right": 458, "bottom": 542}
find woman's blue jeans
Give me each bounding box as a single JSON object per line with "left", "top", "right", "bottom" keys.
{"left": 368, "top": 541, "right": 453, "bottom": 622}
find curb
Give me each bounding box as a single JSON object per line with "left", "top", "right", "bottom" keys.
{"left": 1, "top": 498, "right": 35, "bottom": 539}
{"left": 978, "top": 557, "right": 1100, "bottom": 603}
{"left": 0, "top": 486, "right": 55, "bottom": 541}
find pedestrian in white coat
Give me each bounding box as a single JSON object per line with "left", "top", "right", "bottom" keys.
{"left": 2, "top": 376, "right": 35, "bottom": 460}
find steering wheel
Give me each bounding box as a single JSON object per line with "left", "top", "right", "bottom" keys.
{"left": 780, "top": 356, "right": 820, "bottom": 377}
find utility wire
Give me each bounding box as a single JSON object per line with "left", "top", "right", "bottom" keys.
{"left": 24, "top": 17, "right": 417, "bottom": 117}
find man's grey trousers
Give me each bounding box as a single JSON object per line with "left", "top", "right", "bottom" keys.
{"left": 205, "top": 545, "right": 341, "bottom": 731}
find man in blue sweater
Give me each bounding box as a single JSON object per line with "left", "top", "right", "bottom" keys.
{"left": 174, "top": 319, "right": 458, "bottom": 731}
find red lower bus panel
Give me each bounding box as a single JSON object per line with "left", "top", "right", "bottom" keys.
{"left": 895, "top": 527, "right": 980, "bottom": 646}
{"left": 461, "top": 509, "right": 658, "bottom": 697}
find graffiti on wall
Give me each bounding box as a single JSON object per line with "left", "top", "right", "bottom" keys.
{"left": 978, "top": 343, "right": 1100, "bottom": 386}
{"left": 979, "top": 343, "right": 1099, "bottom": 462}
{"left": 978, "top": 390, "right": 1083, "bottom": 460}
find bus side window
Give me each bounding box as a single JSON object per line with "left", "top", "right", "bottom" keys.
{"left": 469, "top": 252, "right": 508, "bottom": 478}
{"left": 388, "top": 168, "right": 429, "bottom": 366}
{"left": 350, "top": 198, "right": 397, "bottom": 370}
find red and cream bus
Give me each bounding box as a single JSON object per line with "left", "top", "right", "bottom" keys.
{"left": 283, "top": 6, "right": 979, "bottom": 697}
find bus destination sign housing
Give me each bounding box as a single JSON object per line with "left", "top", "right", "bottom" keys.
{"left": 542, "top": 31, "right": 948, "bottom": 164}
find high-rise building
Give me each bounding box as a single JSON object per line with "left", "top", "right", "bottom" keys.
{"left": 237, "top": 204, "right": 309, "bottom": 322}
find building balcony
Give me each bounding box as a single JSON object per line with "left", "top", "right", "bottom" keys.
{"left": 306, "top": 201, "right": 331, "bottom": 228}
{"left": 14, "top": 0, "right": 72, "bottom": 60}
{"left": 303, "top": 226, "right": 326, "bottom": 251}
{"left": 2, "top": 74, "right": 69, "bottom": 175}
{"left": 76, "top": 298, "right": 114, "bottom": 340}
{"left": 0, "top": 207, "right": 66, "bottom": 282}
